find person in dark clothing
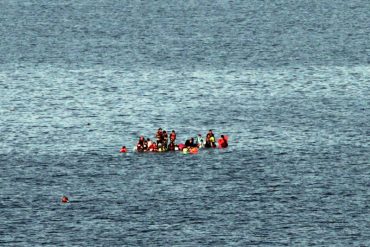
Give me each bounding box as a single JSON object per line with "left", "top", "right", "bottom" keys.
{"left": 143, "top": 139, "right": 148, "bottom": 151}
{"left": 205, "top": 129, "right": 216, "bottom": 148}
{"left": 168, "top": 141, "right": 176, "bottom": 151}
{"left": 163, "top": 130, "right": 168, "bottom": 148}
{"left": 185, "top": 138, "right": 191, "bottom": 147}
{"left": 137, "top": 136, "right": 145, "bottom": 152}
{"left": 185, "top": 137, "right": 197, "bottom": 148}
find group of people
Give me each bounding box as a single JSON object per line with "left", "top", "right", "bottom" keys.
{"left": 134, "top": 128, "right": 177, "bottom": 152}
{"left": 120, "top": 128, "right": 228, "bottom": 153}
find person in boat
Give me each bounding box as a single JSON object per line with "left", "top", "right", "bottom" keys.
{"left": 163, "top": 130, "right": 168, "bottom": 148}
{"left": 170, "top": 130, "right": 176, "bottom": 143}
{"left": 205, "top": 130, "right": 216, "bottom": 148}
{"left": 137, "top": 136, "right": 145, "bottom": 152}
{"left": 157, "top": 142, "right": 166, "bottom": 152}
{"left": 156, "top": 128, "right": 163, "bottom": 145}
{"left": 210, "top": 136, "right": 216, "bottom": 148}
{"left": 147, "top": 138, "right": 153, "bottom": 149}
{"left": 218, "top": 135, "right": 228, "bottom": 148}
{"left": 185, "top": 138, "right": 191, "bottom": 147}
{"left": 185, "top": 137, "right": 197, "bottom": 148}
{"left": 143, "top": 138, "right": 148, "bottom": 151}
{"left": 149, "top": 141, "right": 158, "bottom": 152}
{"left": 168, "top": 142, "right": 176, "bottom": 151}
{"left": 196, "top": 134, "right": 204, "bottom": 148}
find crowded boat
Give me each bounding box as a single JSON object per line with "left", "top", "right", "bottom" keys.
{"left": 120, "top": 129, "right": 228, "bottom": 153}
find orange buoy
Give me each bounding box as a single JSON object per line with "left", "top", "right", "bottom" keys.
{"left": 61, "top": 196, "right": 69, "bottom": 203}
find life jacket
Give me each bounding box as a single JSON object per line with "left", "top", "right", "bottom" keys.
{"left": 149, "top": 143, "right": 157, "bottom": 152}
{"left": 189, "top": 147, "right": 199, "bottom": 154}
{"left": 178, "top": 143, "right": 185, "bottom": 150}
{"left": 218, "top": 138, "right": 223, "bottom": 147}
{"left": 163, "top": 132, "right": 168, "bottom": 141}
{"left": 156, "top": 131, "right": 163, "bottom": 141}
{"left": 206, "top": 133, "right": 215, "bottom": 143}
{"left": 209, "top": 136, "right": 216, "bottom": 148}
{"left": 218, "top": 136, "right": 228, "bottom": 148}
{"left": 170, "top": 132, "right": 176, "bottom": 141}
{"left": 120, "top": 147, "right": 127, "bottom": 153}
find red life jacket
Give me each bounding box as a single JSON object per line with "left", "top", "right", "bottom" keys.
{"left": 178, "top": 143, "right": 185, "bottom": 150}
{"left": 149, "top": 143, "right": 158, "bottom": 151}
{"left": 218, "top": 136, "right": 228, "bottom": 148}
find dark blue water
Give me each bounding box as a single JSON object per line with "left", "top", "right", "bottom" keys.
{"left": 1, "top": 1, "right": 369, "bottom": 246}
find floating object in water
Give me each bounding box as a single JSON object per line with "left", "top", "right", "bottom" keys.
{"left": 61, "top": 196, "right": 69, "bottom": 203}
{"left": 178, "top": 143, "right": 185, "bottom": 151}
{"left": 218, "top": 135, "right": 229, "bottom": 148}
{"left": 120, "top": 146, "right": 127, "bottom": 153}
{"left": 182, "top": 147, "right": 198, "bottom": 154}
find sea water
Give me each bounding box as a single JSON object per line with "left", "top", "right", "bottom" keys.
{"left": 0, "top": 0, "right": 369, "bottom": 246}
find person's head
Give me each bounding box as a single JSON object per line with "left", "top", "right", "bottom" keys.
{"left": 221, "top": 135, "right": 224, "bottom": 138}
{"left": 158, "top": 128, "right": 162, "bottom": 131}
{"left": 191, "top": 138, "right": 194, "bottom": 142}
{"left": 198, "top": 133, "right": 202, "bottom": 136}
{"left": 163, "top": 130, "right": 167, "bottom": 134}
{"left": 140, "top": 136, "right": 144, "bottom": 140}
{"left": 147, "top": 138, "right": 150, "bottom": 141}
{"left": 172, "top": 130, "right": 175, "bottom": 133}
{"left": 122, "top": 146, "right": 126, "bottom": 148}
